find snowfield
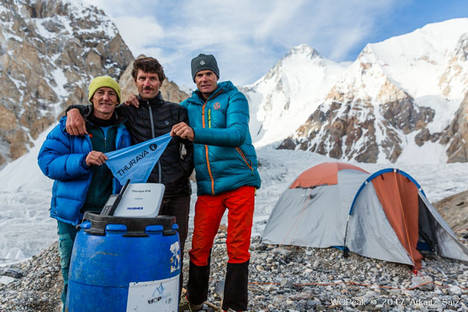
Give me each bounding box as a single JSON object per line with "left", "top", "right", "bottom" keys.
{"left": 1, "top": 134, "right": 467, "bottom": 266}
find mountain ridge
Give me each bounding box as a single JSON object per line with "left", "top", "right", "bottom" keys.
{"left": 245, "top": 18, "right": 468, "bottom": 163}
{"left": 0, "top": 0, "right": 133, "bottom": 167}
{"left": 0, "top": 0, "right": 188, "bottom": 169}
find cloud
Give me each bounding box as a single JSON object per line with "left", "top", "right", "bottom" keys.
{"left": 83, "top": 0, "right": 401, "bottom": 86}
{"left": 113, "top": 16, "right": 164, "bottom": 53}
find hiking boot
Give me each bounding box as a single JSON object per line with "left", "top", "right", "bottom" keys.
{"left": 190, "top": 303, "right": 204, "bottom": 311}
{"left": 178, "top": 301, "right": 203, "bottom": 312}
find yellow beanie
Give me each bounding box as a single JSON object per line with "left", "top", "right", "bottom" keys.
{"left": 88, "top": 76, "right": 121, "bottom": 103}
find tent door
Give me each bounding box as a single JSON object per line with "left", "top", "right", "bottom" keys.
{"left": 417, "top": 195, "right": 438, "bottom": 254}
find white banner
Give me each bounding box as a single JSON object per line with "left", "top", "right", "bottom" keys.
{"left": 127, "top": 275, "right": 179, "bottom": 312}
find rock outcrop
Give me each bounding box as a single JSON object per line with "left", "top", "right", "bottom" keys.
{"left": 433, "top": 189, "right": 468, "bottom": 235}
{"left": 441, "top": 92, "right": 468, "bottom": 162}
{"left": 119, "top": 56, "right": 189, "bottom": 104}
{"left": 0, "top": 1, "right": 190, "bottom": 169}
{"left": 0, "top": 0, "right": 133, "bottom": 167}
{"left": 278, "top": 65, "right": 436, "bottom": 163}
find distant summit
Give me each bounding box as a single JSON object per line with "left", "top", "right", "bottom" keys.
{"left": 245, "top": 18, "right": 468, "bottom": 163}
{"left": 286, "top": 44, "right": 320, "bottom": 59}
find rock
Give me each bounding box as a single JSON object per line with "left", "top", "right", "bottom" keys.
{"left": 448, "top": 285, "right": 462, "bottom": 295}
{"left": 433, "top": 189, "right": 468, "bottom": 235}
{"left": 118, "top": 56, "right": 188, "bottom": 104}
{"left": 410, "top": 273, "right": 434, "bottom": 291}
{"left": 0, "top": 268, "right": 23, "bottom": 279}
{"left": 1, "top": 223, "right": 467, "bottom": 311}
{"left": 0, "top": 0, "right": 189, "bottom": 168}
{"left": 0, "top": 276, "right": 15, "bottom": 285}
{"left": 0, "top": 0, "right": 134, "bottom": 166}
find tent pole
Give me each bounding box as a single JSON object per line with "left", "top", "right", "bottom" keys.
{"left": 343, "top": 214, "right": 350, "bottom": 258}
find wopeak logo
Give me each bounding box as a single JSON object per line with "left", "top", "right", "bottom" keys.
{"left": 116, "top": 144, "right": 158, "bottom": 177}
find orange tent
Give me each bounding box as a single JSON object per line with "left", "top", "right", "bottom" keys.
{"left": 263, "top": 163, "right": 468, "bottom": 269}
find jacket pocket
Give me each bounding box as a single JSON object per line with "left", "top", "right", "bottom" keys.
{"left": 236, "top": 147, "right": 253, "bottom": 171}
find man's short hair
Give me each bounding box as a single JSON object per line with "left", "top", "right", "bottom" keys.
{"left": 131, "top": 56, "right": 166, "bottom": 82}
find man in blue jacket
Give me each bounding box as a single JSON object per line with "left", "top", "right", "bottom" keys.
{"left": 37, "top": 76, "right": 131, "bottom": 310}
{"left": 171, "top": 54, "right": 261, "bottom": 312}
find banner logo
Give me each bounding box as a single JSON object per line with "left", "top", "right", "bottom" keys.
{"left": 105, "top": 133, "right": 171, "bottom": 184}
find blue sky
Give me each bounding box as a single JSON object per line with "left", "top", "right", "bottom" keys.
{"left": 85, "top": 0, "right": 468, "bottom": 88}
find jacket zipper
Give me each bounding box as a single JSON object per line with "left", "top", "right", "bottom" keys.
{"left": 236, "top": 147, "right": 253, "bottom": 171}
{"left": 208, "top": 109, "right": 211, "bottom": 128}
{"left": 103, "top": 129, "right": 107, "bottom": 152}
{"left": 148, "top": 103, "right": 162, "bottom": 183}
{"left": 202, "top": 102, "right": 215, "bottom": 194}
{"left": 200, "top": 89, "right": 224, "bottom": 195}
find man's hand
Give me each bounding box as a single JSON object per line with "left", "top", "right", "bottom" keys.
{"left": 171, "top": 122, "right": 194, "bottom": 141}
{"left": 85, "top": 151, "right": 108, "bottom": 166}
{"left": 66, "top": 109, "right": 87, "bottom": 136}
{"left": 124, "top": 94, "right": 140, "bottom": 108}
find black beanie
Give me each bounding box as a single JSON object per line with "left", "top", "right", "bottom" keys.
{"left": 191, "top": 54, "right": 219, "bottom": 82}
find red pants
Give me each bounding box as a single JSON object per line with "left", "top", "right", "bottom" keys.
{"left": 189, "top": 186, "right": 255, "bottom": 266}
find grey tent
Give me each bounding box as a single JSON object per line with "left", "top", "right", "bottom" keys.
{"left": 262, "top": 162, "right": 468, "bottom": 269}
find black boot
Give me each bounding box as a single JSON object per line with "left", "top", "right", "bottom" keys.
{"left": 222, "top": 261, "right": 249, "bottom": 311}
{"left": 187, "top": 260, "right": 210, "bottom": 305}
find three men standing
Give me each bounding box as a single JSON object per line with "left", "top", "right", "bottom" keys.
{"left": 172, "top": 54, "right": 261, "bottom": 312}
{"left": 64, "top": 54, "right": 261, "bottom": 312}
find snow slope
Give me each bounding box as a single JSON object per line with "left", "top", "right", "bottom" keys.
{"left": 1, "top": 136, "right": 467, "bottom": 266}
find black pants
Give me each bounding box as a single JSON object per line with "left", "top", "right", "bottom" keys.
{"left": 159, "top": 195, "right": 191, "bottom": 296}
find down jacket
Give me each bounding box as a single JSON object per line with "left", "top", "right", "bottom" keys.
{"left": 37, "top": 116, "right": 132, "bottom": 225}
{"left": 181, "top": 81, "right": 261, "bottom": 195}
{"left": 69, "top": 92, "right": 194, "bottom": 198}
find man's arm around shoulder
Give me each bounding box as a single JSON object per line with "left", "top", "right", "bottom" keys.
{"left": 65, "top": 105, "right": 89, "bottom": 136}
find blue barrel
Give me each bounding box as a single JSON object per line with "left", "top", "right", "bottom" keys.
{"left": 66, "top": 212, "right": 180, "bottom": 312}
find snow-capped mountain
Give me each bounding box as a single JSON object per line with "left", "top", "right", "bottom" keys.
{"left": 0, "top": 0, "right": 133, "bottom": 168}
{"left": 242, "top": 44, "right": 348, "bottom": 147}
{"left": 246, "top": 18, "right": 468, "bottom": 163}
{"left": 0, "top": 0, "right": 189, "bottom": 170}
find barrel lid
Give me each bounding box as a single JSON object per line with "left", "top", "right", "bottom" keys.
{"left": 82, "top": 212, "right": 176, "bottom": 236}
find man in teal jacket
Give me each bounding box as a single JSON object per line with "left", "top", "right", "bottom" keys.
{"left": 171, "top": 54, "right": 261, "bottom": 312}
{"left": 38, "top": 76, "right": 131, "bottom": 310}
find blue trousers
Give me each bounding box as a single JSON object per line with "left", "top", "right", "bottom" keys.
{"left": 57, "top": 221, "right": 78, "bottom": 310}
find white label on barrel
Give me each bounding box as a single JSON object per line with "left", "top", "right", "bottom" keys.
{"left": 170, "top": 241, "right": 180, "bottom": 273}
{"left": 126, "top": 275, "right": 179, "bottom": 312}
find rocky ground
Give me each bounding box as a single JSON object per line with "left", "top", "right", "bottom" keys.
{"left": 433, "top": 190, "right": 468, "bottom": 236}
{"left": 0, "top": 242, "right": 62, "bottom": 312}
{"left": 0, "top": 192, "right": 467, "bottom": 312}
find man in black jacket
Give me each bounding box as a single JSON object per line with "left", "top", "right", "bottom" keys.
{"left": 66, "top": 57, "right": 193, "bottom": 294}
